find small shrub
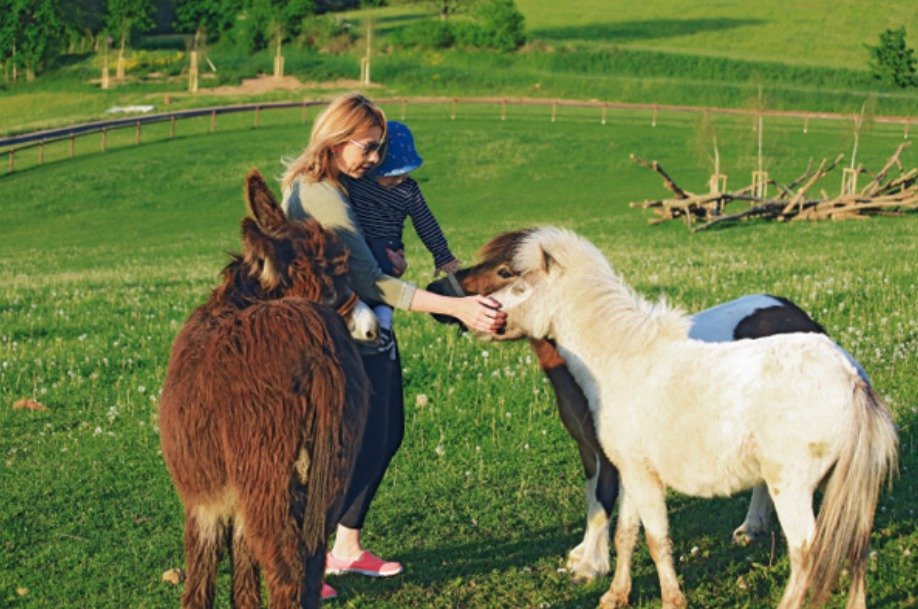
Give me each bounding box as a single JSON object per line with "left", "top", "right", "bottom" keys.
{"left": 391, "top": 21, "right": 455, "bottom": 49}
{"left": 471, "top": 0, "right": 526, "bottom": 51}
{"left": 867, "top": 27, "right": 917, "bottom": 88}
{"left": 296, "top": 15, "right": 355, "bottom": 52}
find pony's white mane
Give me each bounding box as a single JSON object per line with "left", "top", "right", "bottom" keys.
{"left": 515, "top": 227, "right": 690, "bottom": 348}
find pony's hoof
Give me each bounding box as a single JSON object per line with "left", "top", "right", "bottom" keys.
{"left": 732, "top": 524, "right": 766, "bottom": 546}
{"left": 598, "top": 589, "right": 629, "bottom": 609}
{"left": 566, "top": 556, "right": 608, "bottom": 583}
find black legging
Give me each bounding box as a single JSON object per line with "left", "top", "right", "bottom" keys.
{"left": 338, "top": 342, "right": 405, "bottom": 530}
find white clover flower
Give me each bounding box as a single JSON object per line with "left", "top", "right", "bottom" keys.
{"left": 415, "top": 394, "right": 429, "bottom": 407}
{"left": 435, "top": 444, "right": 445, "bottom": 457}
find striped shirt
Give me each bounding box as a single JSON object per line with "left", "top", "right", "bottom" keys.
{"left": 344, "top": 175, "right": 456, "bottom": 268}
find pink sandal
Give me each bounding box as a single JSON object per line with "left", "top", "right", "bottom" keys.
{"left": 321, "top": 581, "right": 337, "bottom": 601}
{"left": 325, "top": 550, "right": 403, "bottom": 577}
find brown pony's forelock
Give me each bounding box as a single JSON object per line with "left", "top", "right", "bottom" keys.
{"left": 475, "top": 228, "right": 535, "bottom": 269}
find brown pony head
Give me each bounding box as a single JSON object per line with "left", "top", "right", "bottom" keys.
{"left": 426, "top": 229, "right": 533, "bottom": 324}
{"left": 210, "top": 170, "right": 353, "bottom": 311}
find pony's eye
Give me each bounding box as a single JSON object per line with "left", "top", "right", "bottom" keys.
{"left": 497, "top": 267, "right": 514, "bottom": 279}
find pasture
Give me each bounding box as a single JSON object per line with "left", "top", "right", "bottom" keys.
{"left": 2, "top": 0, "right": 918, "bottom": 136}
{"left": 0, "top": 104, "right": 915, "bottom": 608}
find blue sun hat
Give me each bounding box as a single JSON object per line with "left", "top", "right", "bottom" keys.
{"left": 371, "top": 120, "right": 423, "bottom": 177}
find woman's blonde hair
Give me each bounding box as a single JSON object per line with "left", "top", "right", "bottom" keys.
{"left": 281, "top": 93, "right": 387, "bottom": 192}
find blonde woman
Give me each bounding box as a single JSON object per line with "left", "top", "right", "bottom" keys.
{"left": 281, "top": 93, "right": 504, "bottom": 601}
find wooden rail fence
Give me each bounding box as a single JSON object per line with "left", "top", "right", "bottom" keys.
{"left": 1, "top": 97, "right": 913, "bottom": 175}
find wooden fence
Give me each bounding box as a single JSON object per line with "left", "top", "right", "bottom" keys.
{"left": 1, "top": 96, "right": 913, "bottom": 175}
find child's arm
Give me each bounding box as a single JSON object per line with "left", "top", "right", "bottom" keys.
{"left": 404, "top": 180, "right": 458, "bottom": 271}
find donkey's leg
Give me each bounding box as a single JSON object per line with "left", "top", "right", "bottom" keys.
{"left": 568, "top": 455, "right": 614, "bottom": 582}
{"left": 733, "top": 483, "right": 774, "bottom": 545}
{"left": 229, "top": 520, "right": 261, "bottom": 609}
{"left": 181, "top": 507, "right": 226, "bottom": 609}
{"left": 770, "top": 484, "right": 816, "bottom": 609}
{"left": 624, "top": 473, "right": 685, "bottom": 609}
{"left": 599, "top": 490, "right": 639, "bottom": 609}
{"left": 236, "top": 476, "right": 304, "bottom": 609}
{"left": 299, "top": 542, "right": 326, "bottom": 609}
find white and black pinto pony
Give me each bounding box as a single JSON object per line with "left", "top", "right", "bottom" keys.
{"left": 427, "top": 230, "right": 871, "bottom": 583}
{"left": 451, "top": 227, "right": 897, "bottom": 609}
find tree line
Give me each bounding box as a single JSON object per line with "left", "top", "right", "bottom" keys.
{"left": 0, "top": 0, "right": 526, "bottom": 83}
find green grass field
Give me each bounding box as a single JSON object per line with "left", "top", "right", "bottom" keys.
{"left": 0, "top": 103, "right": 915, "bottom": 607}
{"left": 1, "top": 0, "right": 917, "bottom": 137}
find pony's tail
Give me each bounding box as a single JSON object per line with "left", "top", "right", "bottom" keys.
{"left": 801, "top": 379, "right": 898, "bottom": 607}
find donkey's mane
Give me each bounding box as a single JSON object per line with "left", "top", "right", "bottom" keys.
{"left": 206, "top": 215, "right": 347, "bottom": 312}
{"left": 519, "top": 228, "right": 690, "bottom": 348}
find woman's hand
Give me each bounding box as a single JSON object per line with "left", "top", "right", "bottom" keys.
{"left": 385, "top": 248, "right": 408, "bottom": 277}
{"left": 450, "top": 295, "right": 506, "bottom": 334}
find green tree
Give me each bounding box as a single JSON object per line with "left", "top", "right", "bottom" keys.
{"left": 396, "top": 0, "right": 475, "bottom": 21}
{"left": 105, "top": 0, "right": 155, "bottom": 78}
{"left": 173, "top": 0, "right": 242, "bottom": 41}
{"left": 229, "top": 0, "right": 314, "bottom": 53}
{"left": 1, "top": 0, "right": 65, "bottom": 82}
{"left": 867, "top": 27, "right": 916, "bottom": 88}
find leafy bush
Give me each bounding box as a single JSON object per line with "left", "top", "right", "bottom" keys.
{"left": 391, "top": 20, "right": 455, "bottom": 49}
{"left": 295, "top": 14, "right": 355, "bottom": 52}
{"left": 867, "top": 27, "right": 916, "bottom": 88}
{"left": 391, "top": 0, "right": 524, "bottom": 51}
{"left": 470, "top": 0, "right": 525, "bottom": 51}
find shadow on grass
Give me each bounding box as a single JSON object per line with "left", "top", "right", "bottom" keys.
{"left": 335, "top": 495, "right": 788, "bottom": 606}
{"left": 532, "top": 18, "right": 765, "bottom": 44}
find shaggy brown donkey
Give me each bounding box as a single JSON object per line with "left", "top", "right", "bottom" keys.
{"left": 160, "top": 170, "right": 370, "bottom": 609}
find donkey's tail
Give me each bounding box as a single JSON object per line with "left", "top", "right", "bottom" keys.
{"left": 802, "top": 378, "right": 898, "bottom": 607}
{"left": 297, "top": 316, "right": 369, "bottom": 556}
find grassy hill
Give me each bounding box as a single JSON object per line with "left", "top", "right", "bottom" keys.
{"left": 1, "top": 1, "right": 916, "bottom": 137}
{"left": 518, "top": 0, "right": 918, "bottom": 70}
{"left": 0, "top": 105, "right": 915, "bottom": 608}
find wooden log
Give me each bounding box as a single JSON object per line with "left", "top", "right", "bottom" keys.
{"left": 860, "top": 141, "right": 912, "bottom": 196}
{"left": 630, "top": 154, "right": 691, "bottom": 198}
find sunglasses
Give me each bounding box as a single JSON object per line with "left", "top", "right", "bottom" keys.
{"left": 348, "top": 139, "right": 384, "bottom": 157}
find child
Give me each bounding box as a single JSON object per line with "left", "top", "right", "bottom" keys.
{"left": 344, "top": 120, "right": 462, "bottom": 329}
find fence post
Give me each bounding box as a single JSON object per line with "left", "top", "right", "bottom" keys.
{"left": 254, "top": 105, "right": 260, "bottom": 128}
{"left": 39, "top": 141, "right": 45, "bottom": 164}
{"left": 301, "top": 102, "right": 308, "bottom": 125}
{"left": 211, "top": 110, "right": 216, "bottom": 133}
{"left": 170, "top": 115, "right": 176, "bottom": 138}
{"left": 101, "top": 127, "right": 107, "bottom": 152}
{"left": 69, "top": 134, "right": 75, "bottom": 158}
{"left": 8, "top": 150, "right": 13, "bottom": 173}
{"left": 400, "top": 98, "right": 407, "bottom": 121}
{"left": 451, "top": 98, "right": 457, "bottom": 120}
{"left": 905, "top": 118, "right": 910, "bottom": 140}
{"left": 602, "top": 104, "right": 608, "bottom": 125}
{"left": 803, "top": 115, "right": 809, "bottom": 134}
{"left": 652, "top": 104, "right": 658, "bottom": 127}
{"left": 551, "top": 100, "right": 557, "bottom": 123}
{"left": 500, "top": 99, "right": 506, "bottom": 121}
{"left": 135, "top": 121, "right": 141, "bottom": 145}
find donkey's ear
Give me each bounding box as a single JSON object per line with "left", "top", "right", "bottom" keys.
{"left": 244, "top": 169, "right": 287, "bottom": 235}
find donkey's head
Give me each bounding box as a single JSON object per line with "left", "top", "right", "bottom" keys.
{"left": 213, "top": 170, "right": 378, "bottom": 343}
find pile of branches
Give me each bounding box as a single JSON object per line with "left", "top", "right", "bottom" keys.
{"left": 629, "top": 142, "right": 916, "bottom": 231}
